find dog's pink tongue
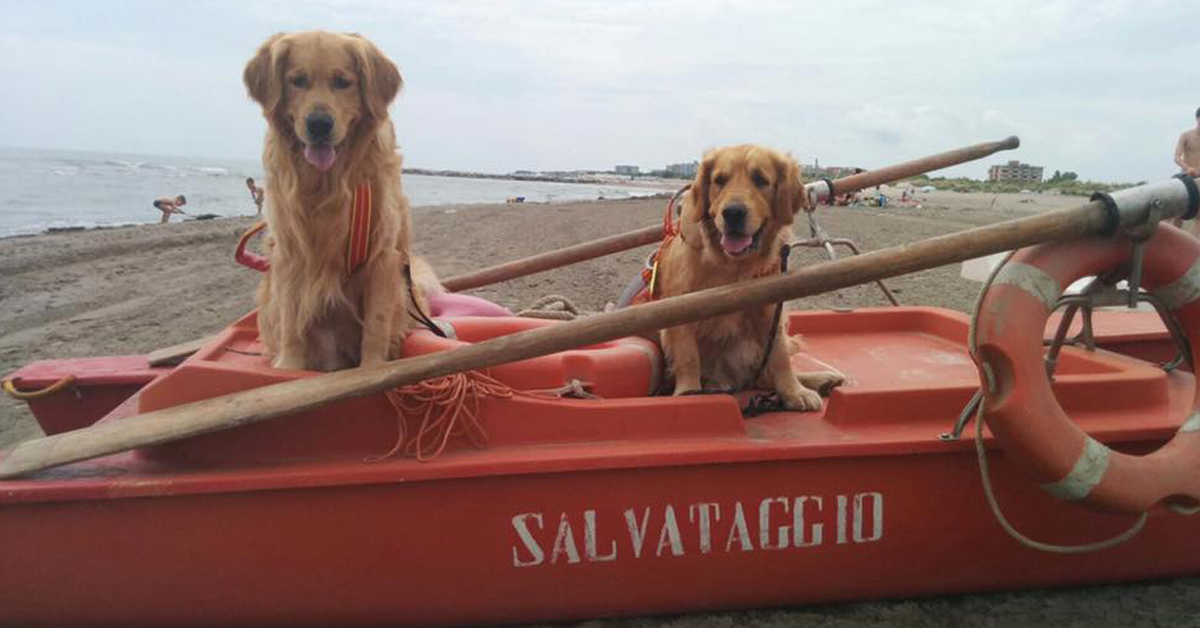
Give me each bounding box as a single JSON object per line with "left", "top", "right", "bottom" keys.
{"left": 721, "top": 233, "right": 753, "bottom": 255}
{"left": 304, "top": 144, "right": 337, "bottom": 171}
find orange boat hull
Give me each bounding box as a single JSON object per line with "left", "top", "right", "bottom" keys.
{"left": 1, "top": 307, "right": 1196, "bottom": 625}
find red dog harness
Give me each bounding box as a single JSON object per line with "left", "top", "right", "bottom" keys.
{"left": 235, "top": 182, "right": 373, "bottom": 274}
{"left": 626, "top": 190, "right": 686, "bottom": 306}
{"left": 625, "top": 188, "right": 779, "bottom": 306}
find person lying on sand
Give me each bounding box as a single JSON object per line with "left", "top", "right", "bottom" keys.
{"left": 153, "top": 195, "right": 187, "bottom": 224}
{"left": 246, "top": 178, "right": 265, "bottom": 215}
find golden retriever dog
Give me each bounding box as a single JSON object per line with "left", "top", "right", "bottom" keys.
{"left": 655, "top": 144, "right": 843, "bottom": 410}
{"left": 244, "top": 31, "right": 427, "bottom": 371}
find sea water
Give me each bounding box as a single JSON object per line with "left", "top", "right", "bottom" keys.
{"left": 0, "top": 147, "right": 673, "bottom": 238}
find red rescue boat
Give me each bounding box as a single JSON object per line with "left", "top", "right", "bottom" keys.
{"left": 1, "top": 301, "right": 1197, "bottom": 626}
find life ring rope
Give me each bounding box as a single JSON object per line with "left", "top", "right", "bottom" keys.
{"left": 967, "top": 248, "right": 1150, "bottom": 553}
{"left": 971, "top": 397, "right": 1149, "bottom": 553}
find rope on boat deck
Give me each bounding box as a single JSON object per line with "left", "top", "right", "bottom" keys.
{"left": 516, "top": 294, "right": 591, "bottom": 320}
{"left": 367, "top": 371, "right": 601, "bottom": 463}
{"left": 969, "top": 251, "right": 1148, "bottom": 553}
{"left": 371, "top": 371, "right": 506, "bottom": 462}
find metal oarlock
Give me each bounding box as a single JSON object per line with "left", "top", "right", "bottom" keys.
{"left": 1115, "top": 188, "right": 1170, "bottom": 310}
{"left": 791, "top": 211, "right": 901, "bottom": 306}
{"left": 1044, "top": 281, "right": 1193, "bottom": 375}
{"left": 1126, "top": 241, "right": 1146, "bottom": 309}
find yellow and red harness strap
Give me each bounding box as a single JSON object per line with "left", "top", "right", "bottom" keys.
{"left": 636, "top": 191, "right": 685, "bottom": 303}
{"left": 346, "top": 182, "right": 372, "bottom": 273}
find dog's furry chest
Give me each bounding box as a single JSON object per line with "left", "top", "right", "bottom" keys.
{"left": 692, "top": 307, "right": 776, "bottom": 389}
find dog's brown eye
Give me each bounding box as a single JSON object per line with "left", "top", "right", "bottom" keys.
{"left": 289, "top": 75, "right": 310, "bottom": 89}
{"left": 752, "top": 172, "right": 769, "bottom": 187}
{"left": 713, "top": 174, "right": 728, "bottom": 187}
{"left": 332, "top": 76, "right": 353, "bottom": 90}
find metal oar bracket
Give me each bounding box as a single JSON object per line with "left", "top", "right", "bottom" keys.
{"left": 794, "top": 181, "right": 900, "bottom": 306}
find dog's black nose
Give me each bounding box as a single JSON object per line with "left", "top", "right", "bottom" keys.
{"left": 721, "top": 204, "right": 748, "bottom": 231}
{"left": 305, "top": 113, "right": 334, "bottom": 141}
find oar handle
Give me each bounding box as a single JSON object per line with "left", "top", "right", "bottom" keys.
{"left": 827, "top": 136, "right": 1021, "bottom": 197}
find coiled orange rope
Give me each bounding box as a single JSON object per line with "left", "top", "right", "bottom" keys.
{"left": 371, "top": 371, "right": 511, "bottom": 462}
{"left": 369, "top": 371, "right": 600, "bottom": 463}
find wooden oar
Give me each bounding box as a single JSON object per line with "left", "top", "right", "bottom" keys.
{"left": 1, "top": 175, "right": 1190, "bottom": 479}
{"left": 147, "top": 335, "right": 216, "bottom": 367}
{"left": 441, "top": 136, "right": 1020, "bottom": 292}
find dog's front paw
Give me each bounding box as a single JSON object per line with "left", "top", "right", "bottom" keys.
{"left": 672, "top": 378, "right": 703, "bottom": 397}
{"left": 781, "top": 387, "right": 824, "bottom": 412}
{"left": 799, "top": 371, "right": 845, "bottom": 397}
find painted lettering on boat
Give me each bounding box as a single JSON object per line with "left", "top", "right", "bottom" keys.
{"left": 510, "top": 492, "right": 883, "bottom": 567}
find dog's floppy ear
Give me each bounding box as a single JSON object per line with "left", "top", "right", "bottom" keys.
{"left": 244, "top": 33, "right": 288, "bottom": 121}
{"left": 348, "top": 34, "right": 403, "bottom": 123}
{"left": 678, "top": 152, "right": 714, "bottom": 249}
{"left": 771, "top": 153, "right": 805, "bottom": 226}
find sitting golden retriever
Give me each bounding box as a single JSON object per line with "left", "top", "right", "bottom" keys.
{"left": 655, "top": 144, "right": 843, "bottom": 410}
{"left": 244, "top": 31, "right": 428, "bottom": 371}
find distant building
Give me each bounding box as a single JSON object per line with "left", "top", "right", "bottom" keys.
{"left": 802, "top": 163, "right": 860, "bottom": 179}
{"left": 614, "top": 165, "right": 640, "bottom": 175}
{"left": 988, "top": 160, "right": 1043, "bottom": 184}
{"left": 665, "top": 161, "right": 699, "bottom": 178}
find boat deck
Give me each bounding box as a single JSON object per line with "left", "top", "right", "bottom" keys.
{"left": 1, "top": 307, "right": 1190, "bottom": 503}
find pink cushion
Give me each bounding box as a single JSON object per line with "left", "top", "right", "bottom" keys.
{"left": 427, "top": 292, "right": 512, "bottom": 318}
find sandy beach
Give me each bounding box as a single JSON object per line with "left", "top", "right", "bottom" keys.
{"left": 1, "top": 188, "right": 1196, "bottom": 625}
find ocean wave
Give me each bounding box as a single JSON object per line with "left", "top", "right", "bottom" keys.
{"left": 0, "top": 218, "right": 144, "bottom": 239}
{"left": 191, "top": 166, "right": 230, "bottom": 176}
{"left": 102, "top": 159, "right": 144, "bottom": 170}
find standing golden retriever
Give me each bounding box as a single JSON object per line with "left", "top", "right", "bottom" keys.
{"left": 655, "top": 144, "right": 843, "bottom": 410}
{"left": 244, "top": 31, "right": 426, "bottom": 371}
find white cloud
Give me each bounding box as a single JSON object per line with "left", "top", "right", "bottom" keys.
{"left": 0, "top": 0, "right": 1194, "bottom": 181}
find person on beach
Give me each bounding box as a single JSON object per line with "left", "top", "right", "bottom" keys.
{"left": 1172, "top": 108, "right": 1200, "bottom": 234}
{"left": 246, "top": 177, "right": 265, "bottom": 215}
{"left": 153, "top": 195, "right": 187, "bottom": 224}
{"left": 1175, "top": 108, "right": 1200, "bottom": 178}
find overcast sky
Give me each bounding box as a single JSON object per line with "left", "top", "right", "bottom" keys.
{"left": 0, "top": 0, "right": 1193, "bottom": 181}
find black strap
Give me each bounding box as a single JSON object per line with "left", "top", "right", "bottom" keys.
{"left": 742, "top": 393, "right": 786, "bottom": 417}
{"left": 1174, "top": 173, "right": 1200, "bottom": 220}
{"left": 741, "top": 243, "right": 792, "bottom": 416}
{"left": 403, "top": 264, "right": 447, "bottom": 338}
{"left": 673, "top": 244, "right": 796, "bottom": 417}
{"left": 1089, "top": 192, "right": 1120, "bottom": 237}
{"left": 820, "top": 177, "right": 836, "bottom": 205}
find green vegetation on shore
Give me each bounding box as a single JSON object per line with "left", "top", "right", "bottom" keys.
{"left": 908, "top": 170, "right": 1145, "bottom": 197}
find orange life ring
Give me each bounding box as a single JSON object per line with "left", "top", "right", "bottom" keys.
{"left": 973, "top": 224, "right": 1200, "bottom": 514}
{"left": 402, "top": 316, "right": 662, "bottom": 399}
